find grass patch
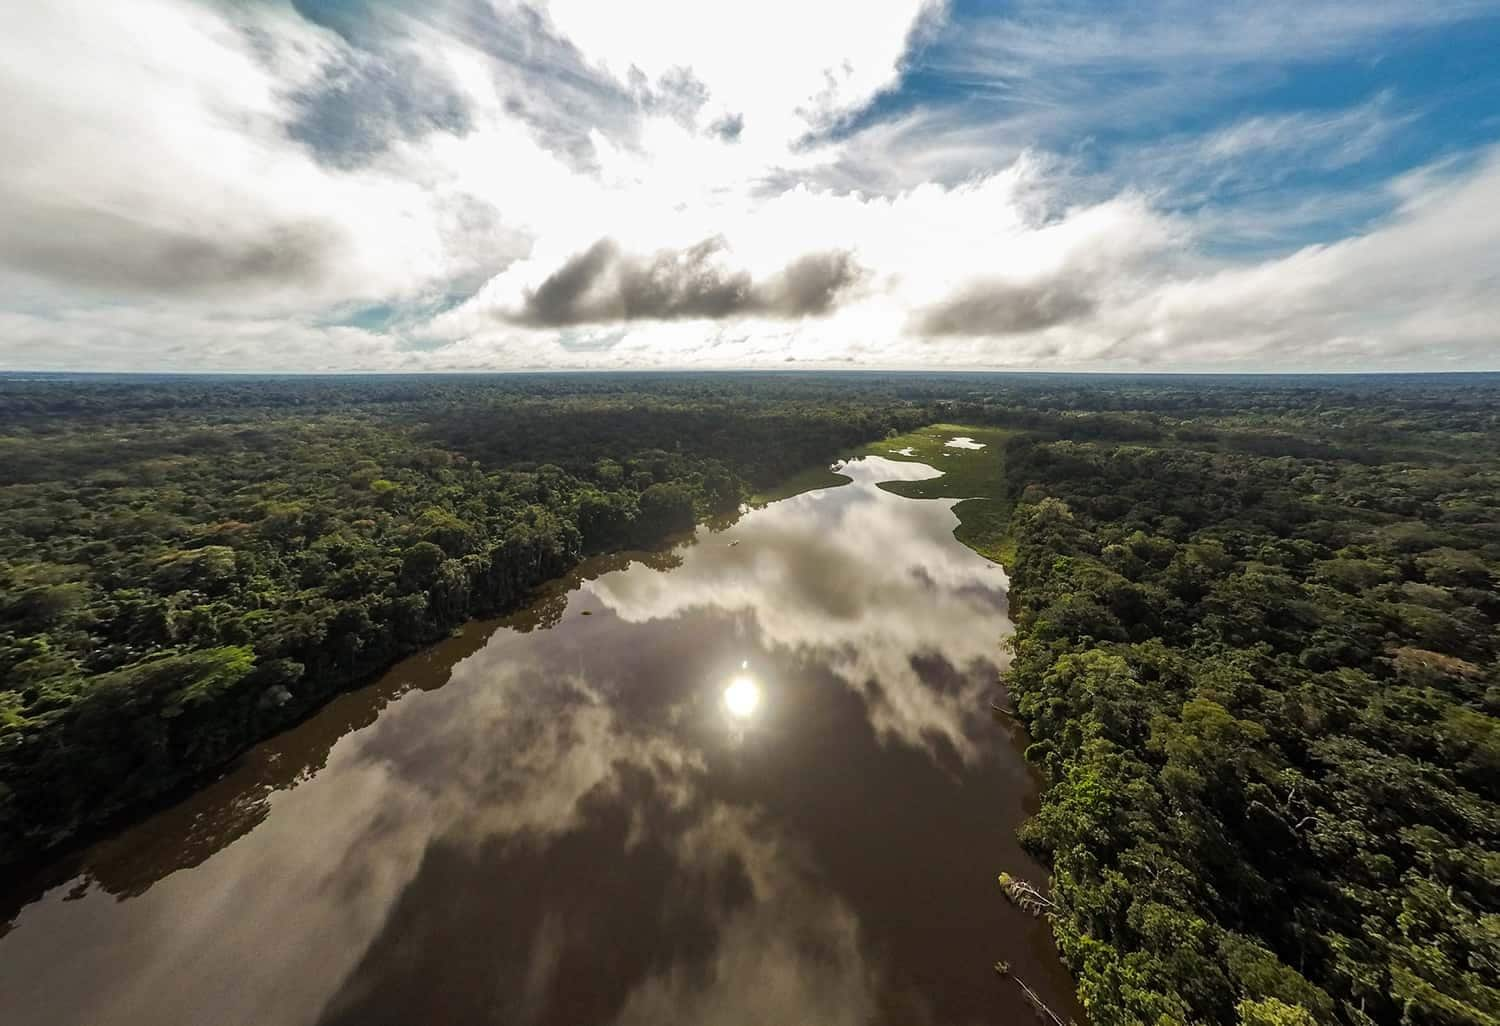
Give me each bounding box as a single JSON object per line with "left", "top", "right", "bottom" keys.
{"left": 951, "top": 497, "right": 1016, "bottom": 566}
{"left": 857, "top": 423, "right": 1014, "bottom": 501}
{"left": 753, "top": 423, "right": 1018, "bottom": 564}
{"left": 856, "top": 424, "right": 1016, "bottom": 564}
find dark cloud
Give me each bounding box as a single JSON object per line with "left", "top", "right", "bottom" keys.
{"left": 2, "top": 206, "right": 338, "bottom": 295}
{"left": 287, "top": 48, "right": 473, "bottom": 168}
{"left": 913, "top": 276, "right": 1096, "bottom": 336}
{"left": 507, "top": 240, "right": 862, "bottom": 327}
{"left": 518, "top": 239, "right": 750, "bottom": 325}
{"left": 757, "top": 251, "right": 864, "bottom": 316}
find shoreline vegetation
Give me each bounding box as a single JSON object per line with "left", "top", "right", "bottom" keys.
{"left": 3, "top": 372, "right": 1497, "bottom": 1026}
{"left": 0, "top": 375, "right": 932, "bottom": 867}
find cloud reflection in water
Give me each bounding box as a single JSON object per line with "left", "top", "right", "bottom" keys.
{"left": 0, "top": 457, "right": 1070, "bottom": 1026}
{"left": 588, "top": 456, "right": 1010, "bottom": 764}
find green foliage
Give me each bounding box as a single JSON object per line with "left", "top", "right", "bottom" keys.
{"left": 1237, "top": 997, "right": 1320, "bottom": 1026}
{"left": 3, "top": 370, "right": 1498, "bottom": 1026}
{"left": 636, "top": 482, "right": 697, "bottom": 538}
{"left": 1001, "top": 395, "right": 1500, "bottom": 1026}
{"left": 0, "top": 373, "right": 929, "bottom": 864}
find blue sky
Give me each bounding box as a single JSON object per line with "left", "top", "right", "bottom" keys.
{"left": 895, "top": 1, "right": 1500, "bottom": 251}
{"left": 1, "top": 0, "right": 1497, "bottom": 371}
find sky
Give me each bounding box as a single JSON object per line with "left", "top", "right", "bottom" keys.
{"left": 1, "top": 0, "right": 1498, "bottom": 373}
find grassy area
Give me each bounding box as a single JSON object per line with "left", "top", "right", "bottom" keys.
{"left": 752, "top": 423, "right": 1017, "bottom": 565}
{"left": 857, "top": 423, "right": 1017, "bottom": 564}
{"left": 857, "top": 423, "right": 1013, "bottom": 498}
{"left": 950, "top": 496, "right": 1016, "bottom": 566}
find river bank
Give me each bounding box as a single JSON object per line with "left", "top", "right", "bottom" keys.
{"left": 1, "top": 453, "right": 1082, "bottom": 1026}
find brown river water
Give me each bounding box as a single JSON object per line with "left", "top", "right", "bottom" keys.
{"left": 0, "top": 455, "right": 1081, "bottom": 1026}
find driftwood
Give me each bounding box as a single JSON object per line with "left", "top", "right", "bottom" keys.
{"left": 992, "top": 963, "right": 1074, "bottom": 1026}
{"left": 998, "top": 872, "right": 1055, "bottom": 917}
{"left": 1018, "top": 975, "right": 1071, "bottom": 1026}
{"left": 989, "top": 684, "right": 1018, "bottom": 718}
{"left": 996, "top": 872, "right": 1074, "bottom": 1025}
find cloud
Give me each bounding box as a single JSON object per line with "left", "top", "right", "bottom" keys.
{"left": 942, "top": 0, "right": 1492, "bottom": 71}
{"left": 611, "top": 805, "right": 877, "bottom": 1026}
{"left": 0, "top": 307, "right": 414, "bottom": 375}
{"left": 1, "top": 208, "right": 340, "bottom": 296}
{"left": 503, "top": 239, "right": 862, "bottom": 326}
{"left": 913, "top": 274, "right": 1097, "bottom": 336}
{"left": 540, "top": 0, "right": 945, "bottom": 147}
{"left": 1099, "top": 147, "right": 1500, "bottom": 368}
{"left": 587, "top": 456, "right": 1009, "bottom": 762}
{"left": 1139, "top": 96, "right": 1406, "bottom": 196}
{"left": 10, "top": 141, "right": 1497, "bottom": 373}
{"left": 0, "top": 0, "right": 1497, "bottom": 372}
{"left": 709, "top": 112, "right": 746, "bottom": 142}
{"left": 0, "top": 0, "right": 517, "bottom": 310}
{"left": 451, "top": 2, "right": 645, "bottom": 171}
{"left": 755, "top": 251, "right": 866, "bottom": 316}
{"left": 906, "top": 1, "right": 1500, "bottom": 194}
{"left": 630, "top": 65, "right": 712, "bottom": 128}
{"left": 286, "top": 45, "right": 474, "bottom": 168}
{"left": 517, "top": 239, "right": 747, "bottom": 325}
{"left": 1109, "top": 95, "right": 1417, "bottom": 252}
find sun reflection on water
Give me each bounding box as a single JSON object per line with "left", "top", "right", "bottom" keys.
{"left": 723, "top": 674, "right": 761, "bottom": 719}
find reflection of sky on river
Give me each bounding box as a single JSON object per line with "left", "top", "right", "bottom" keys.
{"left": 0, "top": 457, "right": 1070, "bottom": 1026}
{"left": 586, "top": 456, "right": 1010, "bottom": 764}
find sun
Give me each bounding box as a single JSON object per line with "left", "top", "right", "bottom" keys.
{"left": 723, "top": 674, "right": 761, "bottom": 719}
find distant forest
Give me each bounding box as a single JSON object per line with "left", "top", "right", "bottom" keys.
{"left": 2, "top": 371, "right": 1497, "bottom": 1026}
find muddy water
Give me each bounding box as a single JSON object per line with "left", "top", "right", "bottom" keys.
{"left": 0, "top": 456, "right": 1081, "bottom": 1026}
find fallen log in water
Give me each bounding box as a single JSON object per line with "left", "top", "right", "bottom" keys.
{"left": 993, "top": 963, "right": 1073, "bottom": 1026}
{"left": 998, "top": 871, "right": 1055, "bottom": 918}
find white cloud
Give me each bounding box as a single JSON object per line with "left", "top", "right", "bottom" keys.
{"left": 0, "top": 307, "right": 416, "bottom": 374}
{"left": 916, "top": 1, "right": 1500, "bottom": 191}
{"left": 1103, "top": 149, "right": 1500, "bottom": 369}
{"left": 1129, "top": 95, "right": 1408, "bottom": 205}
{"left": 943, "top": 0, "right": 1494, "bottom": 71}
{"left": 0, "top": 0, "right": 1496, "bottom": 372}
{"left": 0, "top": 0, "right": 546, "bottom": 313}
{"left": 541, "top": 0, "right": 944, "bottom": 148}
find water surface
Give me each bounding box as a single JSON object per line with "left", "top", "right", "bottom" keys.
{"left": 0, "top": 456, "right": 1079, "bottom": 1026}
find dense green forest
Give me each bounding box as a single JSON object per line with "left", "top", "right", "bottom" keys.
{"left": 1, "top": 371, "right": 1496, "bottom": 1026}
{"left": 0, "top": 374, "right": 927, "bottom": 864}
{"left": 991, "top": 387, "right": 1500, "bottom": 1026}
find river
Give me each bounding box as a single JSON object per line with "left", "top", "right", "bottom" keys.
{"left": 0, "top": 455, "right": 1081, "bottom": 1026}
